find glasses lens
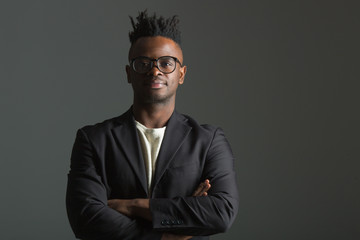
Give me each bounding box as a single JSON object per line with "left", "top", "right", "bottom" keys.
{"left": 157, "top": 57, "right": 176, "bottom": 73}
{"left": 133, "top": 58, "right": 152, "bottom": 73}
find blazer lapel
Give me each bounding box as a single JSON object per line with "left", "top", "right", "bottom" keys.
{"left": 151, "top": 111, "right": 192, "bottom": 192}
{"left": 111, "top": 110, "right": 148, "bottom": 196}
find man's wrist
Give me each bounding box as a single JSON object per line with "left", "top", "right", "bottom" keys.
{"left": 132, "top": 199, "right": 152, "bottom": 221}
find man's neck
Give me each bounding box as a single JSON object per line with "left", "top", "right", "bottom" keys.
{"left": 132, "top": 102, "right": 175, "bottom": 128}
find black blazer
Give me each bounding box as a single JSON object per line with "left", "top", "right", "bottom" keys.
{"left": 66, "top": 108, "right": 239, "bottom": 240}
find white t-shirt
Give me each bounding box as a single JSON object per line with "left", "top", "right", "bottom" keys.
{"left": 135, "top": 120, "right": 166, "bottom": 192}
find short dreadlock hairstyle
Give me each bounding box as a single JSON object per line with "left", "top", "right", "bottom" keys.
{"left": 129, "top": 10, "right": 181, "bottom": 46}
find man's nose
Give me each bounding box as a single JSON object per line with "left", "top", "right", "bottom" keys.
{"left": 146, "top": 62, "right": 163, "bottom": 76}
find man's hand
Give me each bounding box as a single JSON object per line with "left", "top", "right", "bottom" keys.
{"left": 107, "top": 198, "right": 152, "bottom": 221}
{"left": 107, "top": 199, "right": 133, "bottom": 217}
{"left": 192, "top": 179, "right": 211, "bottom": 197}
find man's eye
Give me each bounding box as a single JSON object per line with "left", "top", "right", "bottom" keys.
{"left": 136, "top": 61, "right": 150, "bottom": 68}
{"left": 160, "top": 61, "right": 174, "bottom": 67}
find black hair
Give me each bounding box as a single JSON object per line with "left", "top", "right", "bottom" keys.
{"left": 129, "top": 10, "right": 181, "bottom": 46}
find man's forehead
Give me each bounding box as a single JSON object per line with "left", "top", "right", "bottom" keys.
{"left": 128, "top": 36, "right": 183, "bottom": 61}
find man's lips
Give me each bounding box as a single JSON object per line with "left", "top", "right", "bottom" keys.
{"left": 145, "top": 80, "right": 167, "bottom": 89}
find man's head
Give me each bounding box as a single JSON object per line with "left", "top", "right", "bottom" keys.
{"left": 126, "top": 11, "right": 186, "bottom": 105}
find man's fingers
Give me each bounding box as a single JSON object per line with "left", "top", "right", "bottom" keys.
{"left": 192, "top": 179, "right": 211, "bottom": 196}
{"left": 199, "top": 180, "right": 210, "bottom": 196}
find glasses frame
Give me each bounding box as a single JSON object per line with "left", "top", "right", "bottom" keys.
{"left": 130, "top": 56, "right": 183, "bottom": 74}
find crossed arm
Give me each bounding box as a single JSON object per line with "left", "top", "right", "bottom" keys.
{"left": 107, "top": 180, "right": 211, "bottom": 240}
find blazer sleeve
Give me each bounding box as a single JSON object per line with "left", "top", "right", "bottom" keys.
{"left": 66, "top": 129, "right": 162, "bottom": 240}
{"left": 150, "top": 127, "right": 239, "bottom": 236}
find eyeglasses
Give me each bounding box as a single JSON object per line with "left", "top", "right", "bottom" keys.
{"left": 130, "top": 56, "right": 182, "bottom": 74}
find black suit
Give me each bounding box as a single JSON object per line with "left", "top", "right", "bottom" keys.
{"left": 66, "top": 108, "right": 239, "bottom": 239}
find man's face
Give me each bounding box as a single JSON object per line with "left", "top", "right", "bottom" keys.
{"left": 126, "top": 36, "right": 186, "bottom": 105}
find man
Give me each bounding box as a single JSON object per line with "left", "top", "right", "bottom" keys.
{"left": 66, "top": 10, "right": 239, "bottom": 240}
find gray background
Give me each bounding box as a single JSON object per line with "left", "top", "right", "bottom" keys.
{"left": 1, "top": 0, "right": 359, "bottom": 239}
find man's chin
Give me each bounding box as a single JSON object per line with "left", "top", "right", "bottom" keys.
{"left": 143, "top": 95, "right": 171, "bottom": 104}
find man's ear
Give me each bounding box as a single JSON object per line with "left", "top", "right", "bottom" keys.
{"left": 179, "top": 65, "right": 187, "bottom": 85}
{"left": 126, "top": 65, "right": 131, "bottom": 83}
